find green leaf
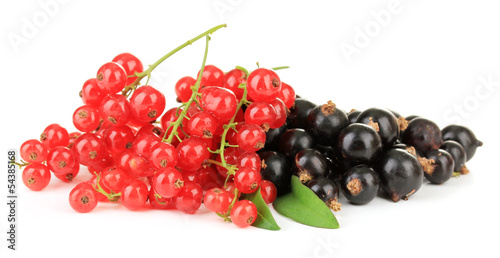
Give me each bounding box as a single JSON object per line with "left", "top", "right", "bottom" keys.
{"left": 241, "top": 188, "right": 281, "bottom": 231}
{"left": 273, "top": 176, "right": 339, "bottom": 229}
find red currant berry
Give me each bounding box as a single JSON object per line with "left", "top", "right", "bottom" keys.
{"left": 20, "top": 139, "right": 48, "bottom": 164}
{"left": 73, "top": 105, "right": 100, "bottom": 132}
{"left": 260, "top": 180, "right": 277, "bottom": 204}
{"left": 222, "top": 68, "right": 246, "bottom": 99}
{"left": 112, "top": 53, "right": 143, "bottom": 85}
{"left": 149, "top": 141, "right": 178, "bottom": 169}
{"left": 87, "top": 153, "right": 114, "bottom": 174}
{"left": 244, "top": 101, "right": 277, "bottom": 130}
{"left": 81, "top": 78, "right": 106, "bottom": 108}
{"left": 175, "top": 76, "right": 196, "bottom": 102}
{"left": 187, "top": 111, "right": 220, "bottom": 138}
{"left": 216, "top": 147, "right": 244, "bottom": 177}
{"left": 201, "top": 86, "right": 238, "bottom": 122}
{"left": 72, "top": 133, "right": 106, "bottom": 166}
{"left": 121, "top": 179, "right": 148, "bottom": 211}
{"left": 99, "top": 94, "right": 131, "bottom": 126}
{"left": 103, "top": 125, "right": 135, "bottom": 155}
{"left": 182, "top": 169, "right": 200, "bottom": 184}
{"left": 198, "top": 64, "right": 224, "bottom": 87}
{"left": 234, "top": 167, "right": 262, "bottom": 194}
{"left": 46, "top": 146, "right": 77, "bottom": 175}
{"left": 89, "top": 174, "right": 111, "bottom": 202}
{"left": 96, "top": 62, "right": 127, "bottom": 94}
{"left": 153, "top": 167, "right": 184, "bottom": 198}
{"left": 197, "top": 166, "right": 220, "bottom": 191}
{"left": 131, "top": 132, "right": 161, "bottom": 159}
{"left": 69, "top": 182, "right": 98, "bottom": 213}
{"left": 40, "top": 124, "right": 69, "bottom": 149}
{"left": 100, "top": 167, "right": 132, "bottom": 193}
{"left": 22, "top": 163, "right": 51, "bottom": 191}
{"left": 67, "top": 132, "right": 81, "bottom": 149}
{"left": 237, "top": 151, "right": 261, "bottom": 172}
{"left": 236, "top": 124, "right": 266, "bottom": 152}
{"left": 204, "top": 188, "right": 232, "bottom": 213}
{"left": 136, "top": 124, "right": 164, "bottom": 138}
{"left": 176, "top": 136, "right": 210, "bottom": 171}
{"left": 246, "top": 68, "right": 281, "bottom": 102}
{"left": 128, "top": 154, "right": 155, "bottom": 178}
{"left": 115, "top": 149, "right": 134, "bottom": 172}
{"left": 129, "top": 85, "right": 166, "bottom": 122}
{"left": 174, "top": 181, "right": 203, "bottom": 214}
{"left": 268, "top": 98, "right": 287, "bottom": 129}
{"left": 230, "top": 200, "right": 257, "bottom": 228}
{"left": 54, "top": 163, "right": 80, "bottom": 183}
{"left": 223, "top": 182, "right": 241, "bottom": 200}
{"left": 226, "top": 122, "right": 245, "bottom": 146}
{"left": 277, "top": 82, "right": 296, "bottom": 109}
{"left": 149, "top": 188, "right": 176, "bottom": 210}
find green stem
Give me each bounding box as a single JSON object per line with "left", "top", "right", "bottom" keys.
{"left": 271, "top": 66, "right": 290, "bottom": 71}
{"left": 121, "top": 24, "right": 226, "bottom": 96}
{"left": 92, "top": 172, "right": 121, "bottom": 202}
{"left": 163, "top": 35, "right": 211, "bottom": 144}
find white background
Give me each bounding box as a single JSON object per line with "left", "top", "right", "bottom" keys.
{"left": 1, "top": 0, "right": 499, "bottom": 257}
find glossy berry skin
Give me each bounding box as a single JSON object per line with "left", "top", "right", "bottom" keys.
{"left": 72, "top": 133, "right": 106, "bottom": 166}
{"left": 81, "top": 78, "right": 105, "bottom": 108}
{"left": 347, "top": 110, "right": 361, "bottom": 124}
{"left": 67, "top": 132, "right": 81, "bottom": 149}
{"left": 20, "top": 139, "right": 48, "bottom": 164}
{"left": 204, "top": 188, "right": 232, "bottom": 213}
{"left": 258, "top": 151, "right": 291, "bottom": 196}
{"left": 149, "top": 188, "right": 176, "bottom": 210}
{"left": 175, "top": 181, "right": 203, "bottom": 214}
{"left": 278, "top": 128, "right": 315, "bottom": 161}
{"left": 99, "top": 94, "right": 131, "bottom": 126}
{"left": 176, "top": 136, "right": 210, "bottom": 171}
{"left": 268, "top": 98, "right": 287, "bottom": 129}
{"left": 222, "top": 68, "right": 246, "bottom": 99}
{"left": 201, "top": 86, "right": 238, "bottom": 122}
{"left": 234, "top": 167, "right": 262, "bottom": 194}
{"left": 287, "top": 98, "right": 316, "bottom": 129}
{"left": 230, "top": 200, "right": 257, "bottom": 228}
{"left": 216, "top": 147, "right": 244, "bottom": 176}
{"left": 100, "top": 168, "right": 131, "bottom": 193}
{"left": 237, "top": 124, "right": 266, "bottom": 152}
{"left": 69, "top": 182, "right": 98, "bottom": 213}
{"left": 246, "top": 68, "right": 281, "bottom": 103}
{"left": 260, "top": 180, "right": 277, "bottom": 204}
{"left": 306, "top": 101, "right": 349, "bottom": 146}
{"left": 129, "top": 85, "right": 166, "bottom": 122}
{"left": 197, "top": 166, "right": 220, "bottom": 191}
{"left": 112, "top": 53, "right": 143, "bottom": 85}
{"left": 153, "top": 167, "right": 184, "bottom": 198}
{"left": 293, "top": 149, "right": 329, "bottom": 184}
{"left": 40, "top": 124, "right": 69, "bottom": 149}
{"left": 308, "top": 178, "right": 341, "bottom": 211}
{"left": 264, "top": 124, "right": 287, "bottom": 151}
{"left": 128, "top": 155, "right": 155, "bottom": 178}
{"left": 277, "top": 82, "right": 296, "bottom": 109}
{"left": 54, "top": 163, "right": 79, "bottom": 183}
{"left": 341, "top": 165, "right": 380, "bottom": 205}
{"left": 46, "top": 146, "right": 77, "bottom": 175}
{"left": 355, "top": 108, "right": 399, "bottom": 148}
{"left": 199, "top": 64, "right": 224, "bottom": 87}
{"left": 440, "top": 140, "right": 467, "bottom": 173}
{"left": 237, "top": 151, "right": 261, "bottom": 172}
{"left": 337, "top": 124, "right": 383, "bottom": 166}
{"left": 149, "top": 142, "right": 178, "bottom": 169}
{"left": 96, "top": 62, "right": 127, "bottom": 94}
{"left": 402, "top": 118, "right": 442, "bottom": 155}
{"left": 375, "top": 148, "right": 424, "bottom": 202}
{"left": 103, "top": 125, "right": 135, "bottom": 155}
{"left": 244, "top": 101, "right": 277, "bottom": 129}
{"left": 423, "top": 149, "right": 454, "bottom": 184}
{"left": 187, "top": 111, "right": 220, "bottom": 138}
{"left": 131, "top": 133, "right": 161, "bottom": 160}
{"left": 441, "top": 125, "right": 482, "bottom": 162}
{"left": 121, "top": 179, "right": 149, "bottom": 211}
{"left": 22, "top": 163, "right": 51, "bottom": 191}
{"left": 175, "top": 76, "right": 196, "bottom": 103}
{"left": 73, "top": 105, "right": 100, "bottom": 132}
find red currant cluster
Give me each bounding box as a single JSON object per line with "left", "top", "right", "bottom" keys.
{"left": 17, "top": 27, "right": 295, "bottom": 228}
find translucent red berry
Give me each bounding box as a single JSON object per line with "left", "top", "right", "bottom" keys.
{"left": 73, "top": 105, "right": 100, "bottom": 132}
{"left": 199, "top": 64, "right": 224, "bottom": 87}
{"left": 131, "top": 133, "right": 161, "bottom": 160}
{"left": 81, "top": 78, "right": 106, "bottom": 108}
{"left": 100, "top": 167, "right": 131, "bottom": 193}
{"left": 69, "top": 182, "right": 98, "bottom": 213}
{"left": 153, "top": 167, "right": 184, "bottom": 198}
{"left": 236, "top": 151, "right": 261, "bottom": 172}
{"left": 103, "top": 125, "right": 135, "bottom": 155}
{"left": 197, "top": 166, "right": 220, "bottom": 191}
{"left": 46, "top": 146, "right": 77, "bottom": 175}
{"left": 174, "top": 181, "right": 203, "bottom": 214}
{"left": 72, "top": 133, "right": 106, "bottom": 166}
{"left": 121, "top": 179, "right": 148, "bottom": 211}
{"left": 204, "top": 188, "right": 232, "bottom": 213}
{"left": 277, "top": 82, "right": 296, "bottom": 109}
{"left": 54, "top": 163, "right": 79, "bottom": 183}
{"left": 149, "top": 141, "right": 178, "bottom": 169}
{"left": 175, "top": 76, "right": 196, "bottom": 103}
{"left": 40, "top": 123, "right": 69, "bottom": 149}
{"left": 246, "top": 68, "right": 281, "bottom": 102}
{"left": 22, "top": 163, "right": 51, "bottom": 191}
{"left": 187, "top": 111, "right": 220, "bottom": 138}
{"left": 230, "top": 200, "right": 257, "bottom": 228}
{"left": 236, "top": 124, "right": 266, "bottom": 152}
{"left": 234, "top": 167, "right": 262, "bottom": 194}
{"left": 149, "top": 188, "right": 176, "bottom": 210}
{"left": 112, "top": 53, "right": 143, "bottom": 85}
{"left": 20, "top": 139, "right": 48, "bottom": 164}
{"left": 128, "top": 154, "right": 155, "bottom": 178}
{"left": 268, "top": 98, "right": 287, "bottom": 129}
{"left": 244, "top": 101, "right": 277, "bottom": 129}
{"left": 201, "top": 86, "right": 238, "bottom": 122}
{"left": 222, "top": 68, "right": 246, "bottom": 99}
{"left": 96, "top": 62, "right": 128, "bottom": 94}
{"left": 260, "top": 180, "right": 277, "bottom": 204}
{"left": 176, "top": 136, "right": 210, "bottom": 171}
{"left": 129, "top": 85, "right": 166, "bottom": 122}
{"left": 99, "top": 94, "right": 131, "bottom": 126}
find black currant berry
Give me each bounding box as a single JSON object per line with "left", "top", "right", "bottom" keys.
{"left": 258, "top": 151, "right": 291, "bottom": 196}
{"left": 441, "top": 125, "right": 483, "bottom": 162}
{"left": 440, "top": 140, "right": 468, "bottom": 174}
{"left": 316, "top": 144, "right": 335, "bottom": 158}
{"left": 264, "top": 123, "right": 287, "bottom": 151}
{"left": 278, "top": 128, "right": 315, "bottom": 160}
{"left": 355, "top": 107, "right": 400, "bottom": 148}
{"left": 375, "top": 148, "right": 424, "bottom": 202}
{"left": 287, "top": 98, "right": 316, "bottom": 129}
{"left": 307, "top": 178, "right": 341, "bottom": 211}
{"left": 348, "top": 110, "right": 362, "bottom": 124}
{"left": 422, "top": 149, "right": 454, "bottom": 184}
{"left": 293, "top": 149, "right": 329, "bottom": 184}
{"left": 336, "top": 123, "right": 383, "bottom": 166}
{"left": 306, "top": 101, "right": 349, "bottom": 146}
{"left": 401, "top": 117, "right": 442, "bottom": 155}
{"left": 405, "top": 115, "right": 419, "bottom": 122}
{"left": 341, "top": 165, "right": 380, "bottom": 205}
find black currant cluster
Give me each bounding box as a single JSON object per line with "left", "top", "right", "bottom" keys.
{"left": 258, "top": 97, "right": 482, "bottom": 209}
